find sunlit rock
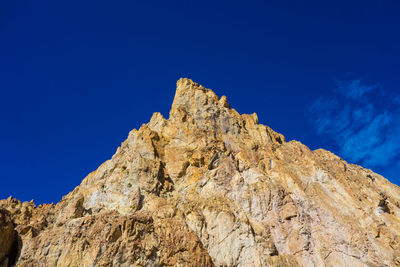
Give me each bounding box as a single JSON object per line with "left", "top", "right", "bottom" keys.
{"left": 1, "top": 78, "right": 400, "bottom": 266}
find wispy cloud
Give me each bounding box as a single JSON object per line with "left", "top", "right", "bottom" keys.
{"left": 308, "top": 79, "right": 400, "bottom": 176}
{"left": 335, "top": 80, "right": 381, "bottom": 101}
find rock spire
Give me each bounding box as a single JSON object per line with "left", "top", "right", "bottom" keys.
{"left": 1, "top": 79, "right": 400, "bottom": 266}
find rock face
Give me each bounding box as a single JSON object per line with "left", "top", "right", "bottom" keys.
{"left": 1, "top": 78, "right": 400, "bottom": 266}
{"left": 0, "top": 209, "right": 16, "bottom": 267}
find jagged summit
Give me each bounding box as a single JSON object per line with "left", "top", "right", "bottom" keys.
{"left": 1, "top": 79, "right": 400, "bottom": 266}
{"left": 172, "top": 78, "right": 227, "bottom": 114}
{"left": 172, "top": 78, "right": 245, "bottom": 119}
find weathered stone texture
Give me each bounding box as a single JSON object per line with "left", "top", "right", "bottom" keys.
{"left": 0, "top": 208, "right": 16, "bottom": 267}
{"left": 1, "top": 78, "right": 400, "bottom": 266}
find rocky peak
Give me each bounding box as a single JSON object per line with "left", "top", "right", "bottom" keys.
{"left": 170, "top": 78, "right": 228, "bottom": 131}
{"left": 170, "top": 78, "right": 284, "bottom": 145}
{"left": 171, "top": 78, "right": 226, "bottom": 119}
{"left": 1, "top": 79, "right": 400, "bottom": 266}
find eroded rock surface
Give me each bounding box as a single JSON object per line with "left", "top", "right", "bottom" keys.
{"left": 1, "top": 78, "right": 400, "bottom": 266}
{"left": 0, "top": 208, "right": 16, "bottom": 267}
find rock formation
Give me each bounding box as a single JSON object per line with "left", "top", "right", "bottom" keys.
{"left": 1, "top": 78, "right": 400, "bottom": 266}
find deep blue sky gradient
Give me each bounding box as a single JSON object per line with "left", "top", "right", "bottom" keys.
{"left": 1, "top": 0, "right": 399, "bottom": 204}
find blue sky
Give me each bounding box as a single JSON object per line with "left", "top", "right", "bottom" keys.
{"left": 309, "top": 80, "right": 400, "bottom": 178}
{"left": 1, "top": 0, "right": 399, "bottom": 203}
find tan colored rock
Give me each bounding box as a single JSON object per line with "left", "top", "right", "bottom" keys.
{"left": 1, "top": 78, "right": 400, "bottom": 266}
{"left": 0, "top": 208, "right": 15, "bottom": 267}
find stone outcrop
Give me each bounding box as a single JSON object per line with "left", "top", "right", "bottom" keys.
{"left": 0, "top": 208, "right": 16, "bottom": 267}
{"left": 1, "top": 78, "right": 400, "bottom": 266}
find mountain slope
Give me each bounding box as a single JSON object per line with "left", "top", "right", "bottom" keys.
{"left": 1, "top": 78, "right": 400, "bottom": 266}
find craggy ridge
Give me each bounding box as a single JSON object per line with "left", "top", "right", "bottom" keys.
{"left": 1, "top": 78, "right": 400, "bottom": 266}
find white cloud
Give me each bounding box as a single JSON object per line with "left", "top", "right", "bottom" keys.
{"left": 309, "top": 79, "right": 400, "bottom": 172}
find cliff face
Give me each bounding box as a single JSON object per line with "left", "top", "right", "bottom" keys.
{"left": 1, "top": 78, "right": 400, "bottom": 267}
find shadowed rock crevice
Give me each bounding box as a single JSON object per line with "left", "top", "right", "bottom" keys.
{"left": 378, "top": 193, "right": 391, "bottom": 214}
{"left": 7, "top": 233, "right": 21, "bottom": 267}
